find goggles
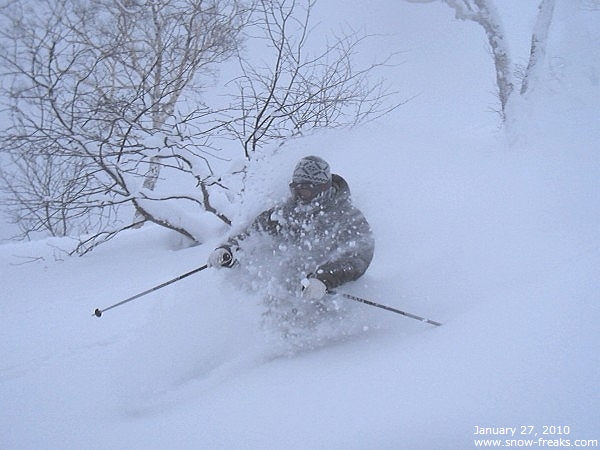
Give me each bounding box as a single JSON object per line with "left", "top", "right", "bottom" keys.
{"left": 289, "top": 181, "right": 330, "bottom": 203}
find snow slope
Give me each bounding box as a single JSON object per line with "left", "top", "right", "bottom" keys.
{"left": 1, "top": 1, "right": 599, "bottom": 449}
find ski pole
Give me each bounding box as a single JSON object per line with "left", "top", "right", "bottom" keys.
{"left": 329, "top": 290, "right": 442, "bottom": 327}
{"left": 93, "top": 264, "right": 208, "bottom": 318}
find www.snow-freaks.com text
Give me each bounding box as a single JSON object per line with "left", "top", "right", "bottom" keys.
{"left": 472, "top": 425, "right": 598, "bottom": 448}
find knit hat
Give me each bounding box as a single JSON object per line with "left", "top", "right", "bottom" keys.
{"left": 292, "top": 156, "right": 331, "bottom": 185}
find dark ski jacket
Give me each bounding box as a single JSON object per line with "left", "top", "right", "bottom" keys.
{"left": 223, "top": 174, "right": 374, "bottom": 290}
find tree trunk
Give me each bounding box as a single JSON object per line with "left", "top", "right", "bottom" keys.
{"left": 520, "top": 0, "right": 556, "bottom": 95}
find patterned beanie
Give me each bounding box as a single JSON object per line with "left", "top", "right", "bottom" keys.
{"left": 292, "top": 156, "right": 331, "bottom": 185}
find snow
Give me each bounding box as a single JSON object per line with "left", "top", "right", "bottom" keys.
{"left": 1, "top": 1, "right": 599, "bottom": 449}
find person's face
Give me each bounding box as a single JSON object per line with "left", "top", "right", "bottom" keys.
{"left": 289, "top": 181, "right": 329, "bottom": 203}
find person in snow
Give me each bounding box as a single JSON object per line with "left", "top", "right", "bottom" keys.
{"left": 207, "top": 156, "right": 374, "bottom": 325}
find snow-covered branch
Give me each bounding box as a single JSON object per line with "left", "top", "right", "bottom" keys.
{"left": 0, "top": 0, "right": 401, "bottom": 250}
{"left": 405, "top": 0, "right": 559, "bottom": 121}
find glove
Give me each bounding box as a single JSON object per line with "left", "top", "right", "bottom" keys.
{"left": 208, "top": 247, "right": 235, "bottom": 268}
{"left": 301, "top": 277, "right": 327, "bottom": 300}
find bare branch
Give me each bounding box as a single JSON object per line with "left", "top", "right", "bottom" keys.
{"left": 228, "top": 0, "right": 403, "bottom": 155}
{"left": 1, "top": 0, "right": 402, "bottom": 251}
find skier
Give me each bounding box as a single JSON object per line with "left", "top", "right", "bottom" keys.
{"left": 207, "top": 156, "right": 374, "bottom": 330}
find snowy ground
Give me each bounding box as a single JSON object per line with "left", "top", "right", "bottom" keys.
{"left": 1, "top": 1, "right": 599, "bottom": 449}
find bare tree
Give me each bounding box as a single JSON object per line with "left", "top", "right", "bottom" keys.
{"left": 439, "top": 0, "right": 515, "bottom": 118}
{"left": 227, "top": 0, "right": 400, "bottom": 157}
{"left": 0, "top": 148, "right": 104, "bottom": 238}
{"left": 1, "top": 0, "right": 251, "bottom": 250}
{"left": 405, "top": 0, "right": 560, "bottom": 121}
{"left": 520, "top": 0, "right": 556, "bottom": 95}
{"left": 0, "top": 0, "right": 401, "bottom": 253}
